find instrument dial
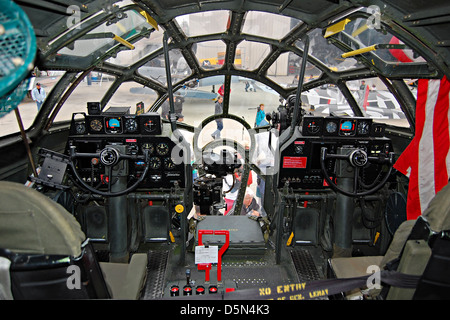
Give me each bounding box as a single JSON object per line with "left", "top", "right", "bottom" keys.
{"left": 141, "top": 143, "right": 154, "bottom": 154}
{"left": 90, "top": 119, "right": 103, "bottom": 132}
{"left": 294, "top": 145, "right": 303, "bottom": 154}
{"left": 75, "top": 122, "right": 86, "bottom": 134}
{"left": 149, "top": 157, "right": 161, "bottom": 169}
{"left": 357, "top": 120, "right": 370, "bottom": 135}
{"left": 164, "top": 157, "right": 175, "bottom": 169}
{"left": 100, "top": 148, "right": 119, "bottom": 166}
{"left": 143, "top": 119, "right": 157, "bottom": 133}
{"left": 125, "top": 118, "right": 138, "bottom": 133}
{"left": 156, "top": 142, "right": 169, "bottom": 156}
{"left": 325, "top": 121, "right": 338, "bottom": 134}
{"left": 305, "top": 120, "right": 321, "bottom": 135}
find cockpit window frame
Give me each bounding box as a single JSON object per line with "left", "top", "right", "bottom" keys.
{"left": 21, "top": 4, "right": 441, "bottom": 137}
{"left": 325, "top": 11, "right": 439, "bottom": 79}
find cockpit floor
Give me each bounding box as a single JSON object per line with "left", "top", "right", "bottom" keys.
{"left": 138, "top": 241, "right": 326, "bottom": 300}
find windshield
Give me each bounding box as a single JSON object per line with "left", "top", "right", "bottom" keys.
{"left": 57, "top": 9, "right": 151, "bottom": 58}
{"left": 0, "top": 71, "right": 65, "bottom": 136}
{"left": 1, "top": 6, "right": 427, "bottom": 138}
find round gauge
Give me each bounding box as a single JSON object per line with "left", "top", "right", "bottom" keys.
{"left": 164, "top": 157, "right": 175, "bottom": 170}
{"left": 357, "top": 121, "right": 370, "bottom": 135}
{"left": 149, "top": 157, "right": 161, "bottom": 169}
{"left": 141, "top": 143, "right": 154, "bottom": 154}
{"left": 90, "top": 119, "right": 103, "bottom": 132}
{"left": 156, "top": 142, "right": 169, "bottom": 156}
{"left": 305, "top": 120, "right": 321, "bottom": 135}
{"left": 100, "top": 148, "right": 119, "bottom": 166}
{"left": 125, "top": 118, "right": 138, "bottom": 133}
{"left": 75, "top": 122, "right": 86, "bottom": 134}
{"left": 294, "top": 145, "right": 303, "bottom": 154}
{"left": 143, "top": 119, "right": 156, "bottom": 133}
{"left": 325, "top": 121, "right": 338, "bottom": 134}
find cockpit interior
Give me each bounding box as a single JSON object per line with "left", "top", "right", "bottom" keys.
{"left": 1, "top": 0, "right": 450, "bottom": 302}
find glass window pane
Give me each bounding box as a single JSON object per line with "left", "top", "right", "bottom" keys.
{"left": 305, "top": 78, "right": 409, "bottom": 128}
{"left": 296, "top": 28, "right": 359, "bottom": 71}
{"left": 161, "top": 76, "right": 224, "bottom": 126}
{"left": 106, "top": 28, "right": 164, "bottom": 66}
{"left": 252, "top": 130, "right": 278, "bottom": 176}
{"left": 242, "top": 11, "right": 302, "bottom": 40}
{"left": 175, "top": 11, "right": 230, "bottom": 37}
{"left": 58, "top": 9, "right": 151, "bottom": 58}
{"left": 197, "top": 118, "right": 251, "bottom": 150}
{"left": 53, "top": 72, "right": 115, "bottom": 123}
{"left": 137, "top": 49, "right": 192, "bottom": 86}
{"left": 194, "top": 40, "right": 227, "bottom": 70}
{"left": 229, "top": 76, "right": 280, "bottom": 128}
{"left": 0, "top": 71, "right": 65, "bottom": 136}
{"left": 345, "top": 78, "right": 409, "bottom": 127}
{"left": 235, "top": 40, "right": 271, "bottom": 71}
{"left": 109, "top": 82, "right": 158, "bottom": 114}
{"left": 266, "top": 52, "right": 322, "bottom": 88}
{"left": 305, "top": 85, "right": 354, "bottom": 117}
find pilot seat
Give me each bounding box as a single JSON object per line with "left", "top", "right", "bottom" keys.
{"left": 328, "top": 182, "right": 450, "bottom": 299}
{"left": 0, "top": 181, "right": 148, "bottom": 299}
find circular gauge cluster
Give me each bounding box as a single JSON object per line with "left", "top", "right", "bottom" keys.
{"left": 142, "top": 141, "right": 174, "bottom": 170}
{"left": 148, "top": 156, "right": 176, "bottom": 170}
{"left": 338, "top": 119, "right": 356, "bottom": 136}
{"left": 143, "top": 119, "right": 158, "bottom": 133}
{"left": 303, "top": 117, "right": 376, "bottom": 137}
{"left": 140, "top": 142, "right": 170, "bottom": 155}
{"left": 74, "top": 114, "right": 161, "bottom": 135}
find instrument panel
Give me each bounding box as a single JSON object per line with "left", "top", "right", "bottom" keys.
{"left": 302, "top": 116, "right": 385, "bottom": 137}
{"left": 70, "top": 112, "right": 162, "bottom": 136}
{"left": 279, "top": 116, "right": 392, "bottom": 189}
{"left": 67, "top": 112, "right": 185, "bottom": 190}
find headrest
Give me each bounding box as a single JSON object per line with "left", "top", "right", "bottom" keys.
{"left": 422, "top": 182, "right": 450, "bottom": 233}
{"left": 0, "top": 181, "right": 85, "bottom": 257}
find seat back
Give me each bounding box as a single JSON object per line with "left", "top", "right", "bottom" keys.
{"left": 410, "top": 182, "right": 450, "bottom": 299}
{"left": 0, "top": 181, "right": 110, "bottom": 299}
{"left": 413, "top": 236, "right": 450, "bottom": 299}
{"left": 329, "top": 183, "right": 450, "bottom": 299}
{"left": 385, "top": 182, "right": 450, "bottom": 299}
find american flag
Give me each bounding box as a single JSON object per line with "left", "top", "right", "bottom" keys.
{"left": 394, "top": 76, "right": 450, "bottom": 220}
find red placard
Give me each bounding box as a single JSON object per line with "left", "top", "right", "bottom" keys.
{"left": 283, "top": 156, "right": 307, "bottom": 168}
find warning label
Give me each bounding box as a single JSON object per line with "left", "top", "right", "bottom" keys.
{"left": 282, "top": 157, "right": 307, "bottom": 169}
{"left": 195, "top": 245, "right": 218, "bottom": 264}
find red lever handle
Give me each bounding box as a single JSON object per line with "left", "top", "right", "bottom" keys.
{"left": 197, "top": 229, "right": 230, "bottom": 282}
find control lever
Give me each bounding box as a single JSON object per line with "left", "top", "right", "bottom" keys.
{"left": 186, "top": 268, "right": 191, "bottom": 286}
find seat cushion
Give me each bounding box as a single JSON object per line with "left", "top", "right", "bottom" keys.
{"left": 0, "top": 181, "right": 85, "bottom": 257}
{"left": 100, "top": 253, "right": 148, "bottom": 299}
{"left": 330, "top": 256, "right": 383, "bottom": 279}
